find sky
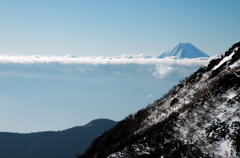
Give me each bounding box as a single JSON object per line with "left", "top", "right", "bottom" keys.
{"left": 1, "top": 0, "right": 240, "bottom": 57}
{"left": 0, "top": 0, "right": 239, "bottom": 133}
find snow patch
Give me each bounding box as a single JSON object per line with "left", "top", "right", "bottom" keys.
{"left": 213, "top": 51, "right": 235, "bottom": 70}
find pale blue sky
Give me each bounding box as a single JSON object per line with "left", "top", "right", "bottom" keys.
{"left": 0, "top": 1, "right": 240, "bottom": 133}
{"left": 1, "top": 0, "right": 240, "bottom": 56}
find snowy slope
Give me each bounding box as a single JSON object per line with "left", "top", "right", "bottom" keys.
{"left": 106, "top": 42, "right": 240, "bottom": 157}
{"left": 157, "top": 43, "right": 210, "bottom": 59}
{"left": 78, "top": 42, "right": 240, "bottom": 158}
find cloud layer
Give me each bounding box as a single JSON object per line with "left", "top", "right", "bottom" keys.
{"left": 0, "top": 53, "right": 212, "bottom": 79}
{"left": 153, "top": 64, "right": 173, "bottom": 79}
{"left": 0, "top": 53, "right": 210, "bottom": 65}
{"left": 0, "top": 53, "right": 214, "bottom": 133}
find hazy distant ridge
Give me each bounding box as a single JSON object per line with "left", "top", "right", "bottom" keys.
{"left": 0, "top": 119, "right": 117, "bottom": 158}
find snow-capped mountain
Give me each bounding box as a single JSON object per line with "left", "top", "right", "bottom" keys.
{"left": 78, "top": 42, "right": 240, "bottom": 158}
{"left": 157, "top": 43, "right": 210, "bottom": 59}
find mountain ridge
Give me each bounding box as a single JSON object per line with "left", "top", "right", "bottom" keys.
{"left": 78, "top": 42, "right": 240, "bottom": 158}
{"left": 0, "top": 118, "right": 117, "bottom": 158}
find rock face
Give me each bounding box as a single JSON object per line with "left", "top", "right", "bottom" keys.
{"left": 78, "top": 42, "right": 240, "bottom": 158}
{"left": 157, "top": 43, "right": 210, "bottom": 59}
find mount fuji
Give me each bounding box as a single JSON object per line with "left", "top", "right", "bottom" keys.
{"left": 157, "top": 43, "right": 209, "bottom": 59}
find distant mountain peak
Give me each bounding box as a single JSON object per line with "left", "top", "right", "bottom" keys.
{"left": 157, "top": 43, "right": 209, "bottom": 59}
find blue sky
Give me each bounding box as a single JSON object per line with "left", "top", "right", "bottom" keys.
{"left": 1, "top": 0, "right": 240, "bottom": 56}
{"left": 0, "top": 1, "right": 239, "bottom": 133}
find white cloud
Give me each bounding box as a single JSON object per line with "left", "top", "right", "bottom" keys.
{"left": 145, "top": 94, "right": 154, "bottom": 101}
{"left": 113, "top": 71, "right": 122, "bottom": 75}
{"left": 0, "top": 53, "right": 211, "bottom": 65}
{"left": 0, "top": 53, "right": 213, "bottom": 79}
{"left": 152, "top": 64, "right": 173, "bottom": 79}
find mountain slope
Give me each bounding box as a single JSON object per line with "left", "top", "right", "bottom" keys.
{"left": 0, "top": 119, "right": 117, "bottom": 158}
{"left": 78, "top": 42, "right": 240, "bottom": 158}
{"left": 157, "top": 43, "right": 210, "bottom": 59}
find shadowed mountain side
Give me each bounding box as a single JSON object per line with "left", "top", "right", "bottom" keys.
{"left": 0, "top": 119, "right": 117, "bottom": 158}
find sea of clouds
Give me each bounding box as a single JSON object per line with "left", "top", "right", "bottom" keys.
{"left": 0, "top": 53, "right": 212, "bottom": 78}
{"left": 0, "top": 53, "right": 214, "bottom": 133}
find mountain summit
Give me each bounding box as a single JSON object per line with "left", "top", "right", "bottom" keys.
{"left": 157, "top": 43, "right": 209, "bottom": 59}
